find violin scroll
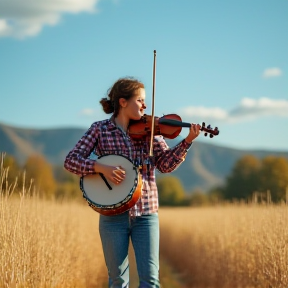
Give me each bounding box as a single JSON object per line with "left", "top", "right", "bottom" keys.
{"left": 201, "top": 122, "right": 219, "bottom": 138}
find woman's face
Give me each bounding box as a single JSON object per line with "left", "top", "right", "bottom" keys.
{"left": 122, "top": 88, "right": 146, "bottom": 120}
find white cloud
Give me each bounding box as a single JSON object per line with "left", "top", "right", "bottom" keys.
{"left": 262, "top": 67, "right": 282, "bottom": 78}
{"left": 0, "top": 0, "right": 100, "bottom": 39}
{"left": 178, "top": 97, "right": 288, "bottom": 124}
{"left": 79, "top": 108, "right": 96, "bottom": 116}
{"left": 230, "top": 97, "right": 288, "bottom": 118}
{"left": 180, "top": 106, "right": 228, "bottom": 121}
{"left": 79, "top": 107, "right": 107, "bottom": 121}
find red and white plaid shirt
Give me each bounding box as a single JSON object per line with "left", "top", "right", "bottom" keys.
{"left": 64, "top": 117, "right": 192, "bottom": 216}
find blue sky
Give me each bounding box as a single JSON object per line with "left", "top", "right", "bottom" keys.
{"left": 0, "top": 0, "right": 287, "bottom": 151}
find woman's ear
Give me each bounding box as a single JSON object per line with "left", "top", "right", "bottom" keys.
{"left": 119, "top": 98, "right": 127, "bottom": 108}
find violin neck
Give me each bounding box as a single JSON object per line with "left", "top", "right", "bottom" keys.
{"left": 159, "top": 118, "right": 191, "bottom": 128}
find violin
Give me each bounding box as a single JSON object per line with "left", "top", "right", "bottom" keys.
{"left": 128, "top": 113, "right": 219, "bottom": 140}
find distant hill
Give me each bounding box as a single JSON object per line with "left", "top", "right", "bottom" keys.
{"left": 0, "top": 123, "right": 86, "bottom": 165}
{"left": 1, "top": 122, "right": 288, "bottom": 193}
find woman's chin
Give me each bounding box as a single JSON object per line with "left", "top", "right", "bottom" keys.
{"left": 131, "top": 114, "right": 143, "bottom": 120}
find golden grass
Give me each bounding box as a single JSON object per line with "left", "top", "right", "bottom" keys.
{"left": 159, "top": 206, "right": 288, "bottom": 288}
{"left": 2, "top": 159, "right": 288, "bottom": 288}
{"left": 3, "top": 196, "right": 288, "bottom": 288}
{"left": 0, "top": 160, "right": 183, "bottom": 288}
{"left": 0, "top": 192, "right": 107, "bottom": 288}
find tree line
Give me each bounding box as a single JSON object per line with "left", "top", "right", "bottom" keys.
{"left": 1, "top": 153, "right": 80, "bottom": 200}
{"left": 1, "top": 152, "right": 288, "bottom": 206}
{"left": 156, "top": 154, "right": 288, "bottom": 206}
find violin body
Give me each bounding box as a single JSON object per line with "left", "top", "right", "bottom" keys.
{"left": 128, "top": 114, "right": 219, "bottom": 140}
{"left": 128, "top": 114, "right": 183, "bottom": 140}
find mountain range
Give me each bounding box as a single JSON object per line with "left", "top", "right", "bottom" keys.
{"left": 1, "top": 122, "right": 288, "bottom": 193}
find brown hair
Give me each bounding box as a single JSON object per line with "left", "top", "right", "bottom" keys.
{"left": 100, "top": 77, "right": 145, "bottom": 117}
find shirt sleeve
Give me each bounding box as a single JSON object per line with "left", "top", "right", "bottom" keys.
{"left": 64, "top": 123, "right": 99, "bottom": 176}
{"left": 153, "top": 136, "right": 192, "bottom": 173}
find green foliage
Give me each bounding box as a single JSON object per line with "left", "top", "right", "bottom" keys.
{"left": 258, "top": 156, "right": 288, "bottom": 201}
{"left": 207, "top": 186, "right": 224, "bottom": 204}
{"left": 54, "top": 165, "right": 81, "bottom": 200}
{"left": 223, "top": 155, "right": 261, "bottom": 200}
{"left": 222, "top": 155, "right": 288, "bottom": 202}
{"left": 55, "top": 182, "right": 82, "bottom": 201}
{"left": 157, "top": 176, "right": 186, "bottom": 206}
{"left": 188, "top": 190, "right": 209, "bottom": 206}
{"left": 53, "top": 165, "right": 78, "bottom": 183}
{"left": 185, "top": 187, "right": 224, "bottom": 206}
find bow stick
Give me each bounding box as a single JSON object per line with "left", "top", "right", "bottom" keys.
{"left": 149, "top": 50, "right": 157, "bottom": 157}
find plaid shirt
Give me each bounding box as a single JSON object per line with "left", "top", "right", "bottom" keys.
{"left": 64, "top": 117, "right": 192, "bottom": 216}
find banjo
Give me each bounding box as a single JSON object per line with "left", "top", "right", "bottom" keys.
{"left": 80, "top": 154, "right": 142, "bottom": 216}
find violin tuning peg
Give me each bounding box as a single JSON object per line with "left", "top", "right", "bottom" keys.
{"left": 204, "top": 132, "right": 208, "bottom": 137}
{"left": 210, "top": 134, "right": 214, "bottom": 138}
{"left": 202, "top": 122, "right": 206, "bottom": 127}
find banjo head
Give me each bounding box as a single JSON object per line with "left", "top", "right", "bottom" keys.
{"left": 80, "top": 154, "right": 142, "bottom": 215}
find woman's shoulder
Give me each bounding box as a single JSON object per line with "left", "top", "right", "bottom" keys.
{"left": 89, "top": 118, "right": 114, "bottom": 130}
{"left": 90, "top": 118, "right": 109, "bottom": 125}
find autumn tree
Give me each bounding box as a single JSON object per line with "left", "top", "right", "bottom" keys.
{"left": 157, "top": 176, "right": 186, "bottom": 206}
{"left": 1, "top": 153, "right": 21, "bottom": 189}
{"left": 223, "top": 155, "right": 261, "bottom": 200}
{"left": 23, "top": 154, "right": 56, "bottom": 198}
{"left": 258, "top": 156, "right": 288, "bottom": 202}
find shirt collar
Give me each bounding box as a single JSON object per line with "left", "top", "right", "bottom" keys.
{"left": 106, "top": 116, "right": 118, "bottom": 131}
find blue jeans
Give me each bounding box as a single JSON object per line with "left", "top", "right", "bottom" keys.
{"left": 99, "top": 212, "right": 160, "bottom": 288}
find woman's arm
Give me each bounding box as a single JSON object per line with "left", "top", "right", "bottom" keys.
{"left": 154, "top": 123, "right": 201, "bottom": 173}
{"left": 64, "top": 123, "right": 99, "bottom": 176}
{"left": 153, "top": 137, "right": 192, "bottom": 173}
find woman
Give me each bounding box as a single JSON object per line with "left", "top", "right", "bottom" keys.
{"left": 64, "top": 77, "right": 201, "bottom": 288}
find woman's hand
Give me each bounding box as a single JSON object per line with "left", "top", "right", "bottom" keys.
{"left": 94, "top": 162, "right": 126, "bottom": 185}
{"left": 185, "top": 123, "right": 202, "bottom": 144}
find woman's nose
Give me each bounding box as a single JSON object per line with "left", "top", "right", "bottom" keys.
{"left": 142, "top": 103, "right": 147, "bottom": 109}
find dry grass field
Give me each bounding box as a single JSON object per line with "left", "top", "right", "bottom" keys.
{"left": 0, "top": 192, "right": 107, "bottom": 288}
{"left": 159, "top": 206, "right": 288, "bottom": 288}
{"left": 0, "top": 162, "right": 184, "bottom": 288}
{"left": 2, "top": 196, "right": 287, "bottom": 288}
{"left": 1, "top": 166, "right": 288, "bottom": 287}
{"left": 0, "top": 192, "right": 187, "bottom": 288}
